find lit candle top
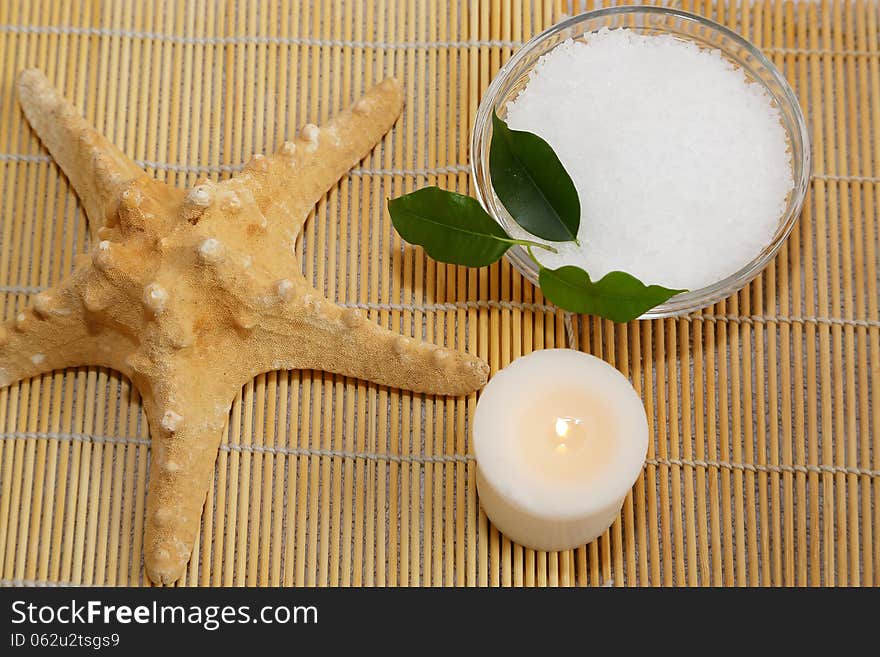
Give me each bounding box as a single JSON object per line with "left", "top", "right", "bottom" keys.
{"left": 474, "top": 349, "right": 647, "bottom": 528}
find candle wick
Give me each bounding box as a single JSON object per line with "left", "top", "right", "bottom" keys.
{"left": 554, "top": 416, "right": 585, "bottom": 452}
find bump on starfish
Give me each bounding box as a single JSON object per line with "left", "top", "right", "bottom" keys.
{"left": 32, "top": 292, "right": 54, "bottom": 318}
{"left": 3, "top": 68, "right": 489, "bottom": 585}
{"left": 143, "top": 283, "right": 169, "bottom": 316}
{"left": 197, "top": 237, "right": 225, "bottom": 264}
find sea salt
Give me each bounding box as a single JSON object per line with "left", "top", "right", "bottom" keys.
{"left": 503, "top": 28, "right": 794, "bottom": 290}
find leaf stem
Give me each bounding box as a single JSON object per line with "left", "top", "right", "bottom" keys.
{"left": 509, "top": 238, "right": 557, "bottom": 254}
{"left": 525, "top": 245, "right": 542, "bottom": 268}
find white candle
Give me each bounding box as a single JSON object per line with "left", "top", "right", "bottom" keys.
{"left": 473, "top": 349, "right": 648, "bottom": 551}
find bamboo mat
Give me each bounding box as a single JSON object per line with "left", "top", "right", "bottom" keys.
{"left": 0, "top": 0, "right": 877, "bottom": 587}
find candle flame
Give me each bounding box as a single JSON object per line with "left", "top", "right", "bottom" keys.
{"left": 554, "top": 416, "right": 584, "bottom": 454}
{"left": 555, "top": 417, "right": 570, "bottom": 439}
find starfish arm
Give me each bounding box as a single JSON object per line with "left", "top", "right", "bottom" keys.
{"left": 252, "top": 292, "right": 489, "bottom": 396}
{"left": 226, "top": 78, "right": 404, "bottom": 237}
{"left": 17, "top": 69, "right": 147, "bottom": 238}
{"left": 0, "top": 282, "right": 133, "bottom": 387}
{"left": 140, "top": 371, "right": 239, "bottom": 585}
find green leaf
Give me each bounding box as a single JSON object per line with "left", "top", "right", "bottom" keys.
{"left": 538, "top": 265, "right": 686, "bottom": 323}
{"left": 489, "top": 111, "right": 580, "bottom": 243}
{"left": 387, "top": 186, "right": 518, "bottom": 267}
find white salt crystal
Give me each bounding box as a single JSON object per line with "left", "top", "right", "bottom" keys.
{"left": 503, "top": 28, "right": 794, "bottom": 290}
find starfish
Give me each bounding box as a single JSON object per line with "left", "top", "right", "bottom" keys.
{"left": 2, "top": 69, "right": 489, "bottom": 584}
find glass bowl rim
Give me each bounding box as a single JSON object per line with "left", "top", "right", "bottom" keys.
{"left": 469, "top": 5, "right": 812, "bottom": 319}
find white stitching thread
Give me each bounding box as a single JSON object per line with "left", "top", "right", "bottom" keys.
{"left": 1, "top": 290, "right": 876, "bottom": 330}
{"left": 2, "top": 432, "right": 877, "bottom": 478}
{"left": 0, "top": 26, "right": 877, "bottom": 58}
{"left": 332, "top": 303, "right": 880, "bottom": 331}
{"left": 4, "top": 154, "right": 876, "bottom": 184}
{"left": 767, "top": 46, "right": 879, "bottom": 57}
{"left": 0, "top": 153, "right": 50, "bottom": 163}
{"left": 138, "top": 159, "right": 240, "bottom": 174}
{"left": 564, "top": 312, "right": 578, "bottom": 350}
{"left": 0, "top": 430, "right": 150, "bottom": 446}
{"left": 813, "top": 173, "right": 880, "bottom": 183}
{"left": 338, "top": 299, "right": 561, "bottom": 315}
{"left": 647, "top": 456, "right": 880, "bottom": 479}
{"left": 0, "top": 284, "right": 44, "bottom": 294}
{"left": 0, "top": 575, "right": 612, "bottom": 587}
{"left": 693, "top": 314, "right": 880, "bottom": 330}
{"left": 0, "top": 25, "right": 524, "bottom": 49}
{"left": 0, "top": 431, "right": 469, "bottom": 464}
{"left": 221, "top": 442, "right": 473, "bottom": 464}
{"left": 0, "top": 578, "right": 82, "bottom": 587}
{"left": 1, "top": 152, "right": 241, "bottom": 173}
{"left": 348, "top": 164, "right": 471, "bottom": 177}
{"left": 1, "top": 154, "right": 471, "bottom": 178}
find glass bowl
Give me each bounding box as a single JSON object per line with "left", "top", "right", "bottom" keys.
{"left": 470, "top": 6, "right": 811, "bottom": 319}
